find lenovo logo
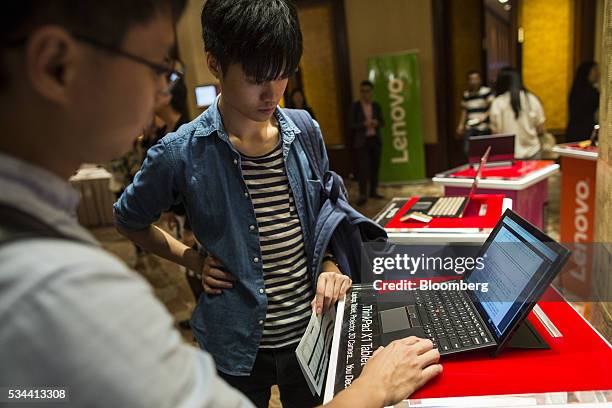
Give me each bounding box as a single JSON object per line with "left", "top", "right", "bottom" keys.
{"left": 388, "top": 78, "right": 409, "bottom": 164}
{"left": 570, "top": 180, "right": 590, "bottom": 281}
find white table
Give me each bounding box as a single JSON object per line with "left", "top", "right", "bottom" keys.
{"left": 69, "top": 166, "right": 115, "bottom": 227}
{"left": 373, "top": 197, "right": 513, "bottom": 243}
{"left": 323, "top": 286, "right": 612, "bottom": 407}
{"left": 431, "top": 161, "right": 558, "bottom": 229}
{"left": 432, "top": 163, "right": 559, "bottom": 190}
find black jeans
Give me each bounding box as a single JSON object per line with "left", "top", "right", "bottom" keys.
{"left": 219, "top": 346, "right": 321, "bottom": 408}
{"left": 357, "top": 137, "right": 382, "bottom": 198}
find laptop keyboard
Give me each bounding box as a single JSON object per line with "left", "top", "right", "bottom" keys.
{"left": 414, "top": 290, "right": 493, "bottom": 352}
{"left": 428, "top": 196, "right": 466, "bottom": 217}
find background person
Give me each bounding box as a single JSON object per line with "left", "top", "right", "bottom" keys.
{"left": 350, "top": 80, "right": 384, "bottom": 206}
{"left": 154, "top": 75, "right": 202, "bottom": 318}
{"left": 105, "top": 73, "right": 189, "bottom": 270}
{"left": 490, "top": 70, "right": 546, "bottom": 160}
{"left": 456, "top": 70, "right": 494, "bottom": 156}
{"left": 288, "top": 87, "right": 316, "bottom": 119}
{"left": 566, "top": 61, "right": 600, "bottom": 143}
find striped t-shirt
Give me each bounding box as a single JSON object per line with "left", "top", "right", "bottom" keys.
{"left": 462, "top": 86, "right": 494, "bottom": 131}
{"left": 241, "top": 141, "right": 313, "bottom": 349}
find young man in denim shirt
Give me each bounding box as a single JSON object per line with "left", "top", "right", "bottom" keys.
{"left": 114, "top": 0, "right": 354, "bottom": 406}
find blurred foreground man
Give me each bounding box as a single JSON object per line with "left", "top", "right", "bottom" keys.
{"left": 0, "top": 1, "right": 441, "bottom": 407}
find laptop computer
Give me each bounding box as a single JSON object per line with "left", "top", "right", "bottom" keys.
{"left": 378, "top": 209, "right": 570, "bottom": 356}
{"left": 468, "top": 133, "right": 515, "bottom": 167}
{"left": 400, "top": 146, "right": 491, "bottom": 220}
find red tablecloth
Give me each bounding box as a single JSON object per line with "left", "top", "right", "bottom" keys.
{"left": 411, "top": 288, "right": 612, "bottom": 398}
{"left": 384, "top": 194, "right": 505, "bottom": 231}
{"left": 448, "top": 160, "right": 554, "bottom": 180}
{"left": 561, "top": 143, "right": 598, "bottom": 153}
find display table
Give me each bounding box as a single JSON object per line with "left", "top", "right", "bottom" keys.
{"left": 552, "top": 143, "right": 598, "bottom": 243}
{"left": 69, "top": 166, "right": 115, "bottom": 227}
{"left": 552, "top": 143, "right": 599, "bottom": 306}
{"left": 432, "top": 161, "right": 559, "bottom": 229}
{"left": 373, "top": 195, "right": 512, "bottom": 243}
{"left": 324, "top": 284, "right": 612, "bottom": 405}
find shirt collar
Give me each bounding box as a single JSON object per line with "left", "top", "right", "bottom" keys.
{"left": 0, "top": 152, "right": 80, "bottom": 212}
{"left": 0, "top": 152, "right": 98, "bottom": 245}
{"left": 194, "top": 94, "right": 301, "bottom": 146}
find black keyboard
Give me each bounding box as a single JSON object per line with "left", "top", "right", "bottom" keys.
{"left": 414, "top": 290, "right": 493, "bottom": 353}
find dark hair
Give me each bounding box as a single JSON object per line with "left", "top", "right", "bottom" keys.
{"left": 289, "top": 87, "right": 308, "bottom": 107}
{"left": 1, "top": 0, "right": 186, "bottom": 88}
{"left": 202, "top": 0, "right": 302, "bottom": 83}
{"left": 570, "top": 61, "right": 597, "bottom": 96}
{"left": 2, "top": 1, "right": 185, "bottom": 47}
{"left": 360, "top": 80, "right": 374, "bottom": 88}
{"left": 496, "top": 69, "right": 530, "bottom": 119}
{"left": 169, "top": 78, "right": 188, "bottom": 117}
{"left": 166, "top": 44, "right": 187, "bottom": 115}
{"left": 494, "top": 66, "right": 515, "bottom": 92}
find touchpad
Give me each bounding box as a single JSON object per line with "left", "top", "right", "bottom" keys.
{"left": 380, "top": 307, "right": 411, "bottom": 333}
{"left": 380, "top": 307, "right": 427, "bottom": 346}
{"left": 381, "top": 327, "right": 427, "bottom": 346}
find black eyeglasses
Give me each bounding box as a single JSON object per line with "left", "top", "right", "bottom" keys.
{"left": 72, "top": 34, "right": 184, "bottom": 93}
{"left": 6, "top": 33, "right": 184, "bottom": 93}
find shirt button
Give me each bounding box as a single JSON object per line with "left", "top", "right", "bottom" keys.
{"left": 258, "top": 320, "right": 264, "bottom": 325}
{"left": 244, "top": 192, "right": 249, "bottom": 198}
{"left": 233, "top": 159, "right": 238, "bottom": 165}
{"left": 259, "top": 288, "right": 265, "bottom": 294}
{"left": 253, "top": 257, "right": 259, "bottom": 263}
{"left": 249, "top": 225, "right": 255, "bottom": 231}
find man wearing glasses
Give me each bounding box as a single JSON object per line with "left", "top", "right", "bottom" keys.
{"left": 0, "top": 1, "right": 441, "bottom": 407}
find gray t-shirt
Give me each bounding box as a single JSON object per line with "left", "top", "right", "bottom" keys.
{"left": 0, "top": 153, "right": 253, "bottom": 408}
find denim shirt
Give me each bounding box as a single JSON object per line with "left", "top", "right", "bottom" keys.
{"left": 114, "top": 100, "right": 327, "bottom": 375}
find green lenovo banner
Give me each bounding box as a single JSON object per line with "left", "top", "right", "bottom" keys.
{"left": 367, "top": 51, "right": 426, "bottom": 182}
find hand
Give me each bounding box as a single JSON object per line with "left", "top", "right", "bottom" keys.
{"left": 160, "top": 212, "right": 179, "bottom": 231}
{"left": 456, "top": 124, "right": 465, "bottom": 136}
{"left": 182, "top": 229, "right": 196, "bottom": 248}
{"left": 357, "top": 337, "right": 442, "bottom": 406}
{"left": 200, "top": 253, "right": 235, "bottom": 295}
{"left": 312, "top": 267, "right": 352, "bottom": 315}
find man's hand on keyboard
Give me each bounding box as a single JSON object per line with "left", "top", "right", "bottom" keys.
{"left": 356, "top": 336, "right": 442, "bottom": 405}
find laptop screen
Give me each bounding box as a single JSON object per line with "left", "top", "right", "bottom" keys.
{"left": 464, "top": 212, "right": 568, "bottom": 339}
{"left": 195, "top": 84, "right": 218, "bottom": 108}
{"left": 468, "top": 134, "right": 515, "bottom": 164}
{"left": 466, "top": 146, "right": 490, "bottom": 201}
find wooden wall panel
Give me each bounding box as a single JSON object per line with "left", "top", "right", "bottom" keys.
{"left": 520, "top": 0, "right": 573, "bottom": 131}
{"left": 297, "top": 3, "right": 343, "bottom": 145}
{"left": 448, "top": 0, "right": 484, "bottom": 167}
{"left": 592, "top": 0, "right": 611, "bottom": 351}
{"left": 344, "top": 0, "right": 438, "bottom": 144}
{"left": 176, "top": 0, "right": 217, "bottom": 121}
